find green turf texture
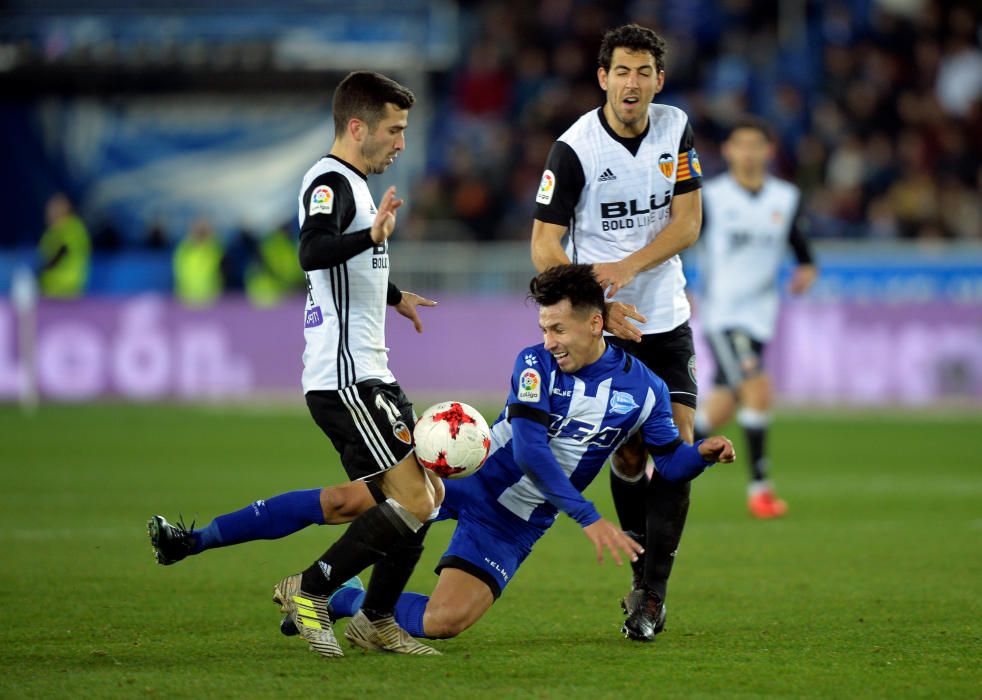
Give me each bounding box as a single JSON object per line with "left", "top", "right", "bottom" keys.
{"left": 0, "top": 403, "right": 979, "bottom": 699}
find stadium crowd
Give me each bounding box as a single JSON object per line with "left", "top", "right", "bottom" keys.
{"left": 405, "top": 0, "right": 981, "bottom": 242}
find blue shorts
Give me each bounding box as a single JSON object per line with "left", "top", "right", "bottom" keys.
{"left": 434, "top": 476, "right": 544, "bottom": 599}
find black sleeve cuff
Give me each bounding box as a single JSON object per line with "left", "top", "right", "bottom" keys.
{"left": 506, "top": 403, "right": 551, "bottom": 427}
{"left": 386, "top": 281, "right": 402, "bottom": 306}
{"left": 673, "top": 178, "right": 702, "bottom": 196}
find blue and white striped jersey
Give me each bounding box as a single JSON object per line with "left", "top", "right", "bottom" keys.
{"left": 469, "top": 342, "right": 680, "bottom": 532}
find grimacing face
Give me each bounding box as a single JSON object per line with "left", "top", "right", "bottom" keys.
{"left": 361, "top": 103, "right": 408, "bottom": 174}
{"left": 598, "top": 47, "right": 664, "bottom": 130}
{"left": 538, "top": 299, "right": 605, "bottom": 374}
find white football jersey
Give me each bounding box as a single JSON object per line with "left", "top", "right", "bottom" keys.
{"left": 699, "top": 173, "right": 802, "bottom": 341}
{"left": 298, "top": 156, "right": 395, "bottom": 391}
{"left": 535, "top": 104, "right": 702, "bottom": 334}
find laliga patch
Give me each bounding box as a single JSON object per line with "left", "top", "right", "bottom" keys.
{"left": 304, "top": 306, "right": 323, "bottom": 328}
{"left": 536, "top": 170, "right": 555, "bottom": 205}
{"left": 609, "top": 390, "right": 639, "bottom": 415}
{"left": 658, "top": 153, "right": 675, "bottom": 179}
{"left": 690, "top": 149, "right": 702, "bottom": 176}
{"left": 309, "top": 185, "right": 334, "bottom": 215}
{"left": 517, "top": 368, "right": 542, "bottom": 402}
{"left": 688, "top": 355, "right": 697, "bottom": 384}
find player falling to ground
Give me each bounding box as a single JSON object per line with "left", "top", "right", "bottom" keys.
{"left": 693, "top": 116, "right": 817, "bottom": 518}
{"left": 310, "top": 264, "right": 734, "bottom": 642}
{"left": 149, "top": 71, "right": 445, "bottom": 658}
{"left": 530, "top": 24, "right": 704, "bottom": 641}
{"left": 166, "top": 264, "right": 733, "bottom": 647}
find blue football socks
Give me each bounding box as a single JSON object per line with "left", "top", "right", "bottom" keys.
{"left": 330, "top": 587, "right": 431, "bottom": 639}
{"left": 192, "top": 488, "right": 324, "bottom": 553}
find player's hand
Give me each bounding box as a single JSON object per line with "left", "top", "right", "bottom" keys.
{"left": 582, "top": 517, "right": 644, "bottom": 566}
{"left": 394, "top": 291, "right": 437, "bottom": 333}
{"left": 698, "top": 436, "right": 736, "bottom": 464}
{"left": 592, "top": 261, "right": 638, "bottom": 299}
{"left": 371, "top": 186, "right": 404, "bottom": 244}
{"left": 788, "top": 264, "right": 818, "bottom": 295}
{"left": 605, "top": 301, "right": 646, "bottom": 342}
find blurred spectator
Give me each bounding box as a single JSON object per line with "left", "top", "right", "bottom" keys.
{"left": 37, "top": 193, "right": 90, "bottom": 298}
{"left": 173, "top": 219, "right": 223, "bottom": 307}
{"left": 245, "top": 225, "right": 305, "bottom": 307}
{"left": 934, "top": 6, "right": 982, "bottom": 117}
{"left": 404, "top": 0, "right": 981, "bottom": 244}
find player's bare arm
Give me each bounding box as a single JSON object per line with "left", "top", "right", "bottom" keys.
{"left": 532, "top": 219, "right": 646, "bottom": 342}
{"left": 530, "top": 219, "right": 571, "bottom": 271}
{"left": 592, "top": 188, "right": 702, "bottom": 298}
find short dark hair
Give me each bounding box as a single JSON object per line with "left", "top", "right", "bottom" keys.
{"left": 332, "top": 71, "right": 415, "bottom": 137}
{"left": 727, "top": 115, "right": 774, "bottom": 142}
{"left": 528, "top": 264, "right": 606, "bottom": 322}
{"left": 598, "top": 24, "right": 667, "bottom": 73}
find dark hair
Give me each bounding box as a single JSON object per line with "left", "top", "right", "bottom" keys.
{"left": 727, "top": 115, "right": 774, "bottom": 142}
{"left": 528, "top": 264, "right": 607, "bottom": 322}
{"left": 332, "top": 71, "right": 415, "bottom": 137}
{"left": 598, "top": 24, "right": 667, "bottom": 73}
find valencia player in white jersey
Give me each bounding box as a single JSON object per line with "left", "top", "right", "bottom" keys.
{"left": 531, "top": 24, "right": 704, "bottom": 642}
{"left": 694, "top": 117, "right": 817, "bottom": 518}
{"left": 149, "top": 71, "right": 445, "bottom": 659}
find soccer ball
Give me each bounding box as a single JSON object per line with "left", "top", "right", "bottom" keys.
{"left": 413, "top": 401, "right": 491, "bottom": 479}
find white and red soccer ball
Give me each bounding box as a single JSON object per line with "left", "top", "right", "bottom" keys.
{"left": 413, "top": 401, "right": 491, "bottom": 479}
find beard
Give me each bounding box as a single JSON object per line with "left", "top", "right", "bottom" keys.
{"left": 361, "top": 139, "right": 392, "bottom": 174}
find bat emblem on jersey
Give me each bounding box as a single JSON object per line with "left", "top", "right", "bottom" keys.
{"left": 608, "top": 390, "right": 639, "bottom": 415}
{"left": 658, "top": 153, "right": 675, "bottom": 178}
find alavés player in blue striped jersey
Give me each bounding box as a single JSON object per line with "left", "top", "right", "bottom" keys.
{"left": 151, "top": 264, "right": 734, "bottom": 648}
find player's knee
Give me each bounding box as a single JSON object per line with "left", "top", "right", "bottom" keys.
{"left": 319, "top": 485, "right": 366, "bottom": 524}
{"left": 429, "top": 472, "right": 445, "bottom": 508}
{"left": 399, "top": 489, "right": 436, "bottom": 525}
{"left": 424, "top": 604, "right": 471, "bottom": 639}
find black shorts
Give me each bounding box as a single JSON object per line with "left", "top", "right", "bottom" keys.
{"left": 609, "top": 321, "right": 698, "bottom": 409}
{"left": 705, "top": 328, "right": 766, "bottom": 389}
{"left": 306, "top": 380, "right": 416, "bottom": 481}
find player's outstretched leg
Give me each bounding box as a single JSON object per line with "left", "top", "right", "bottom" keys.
{"left": 273, "top": 573, "right": 343, "bottom": 658}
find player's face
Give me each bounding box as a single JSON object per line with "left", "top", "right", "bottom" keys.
{"left": 723, "top": 128, "right": 773, "bottom": 177}
{"left": 598, "top": 48, "right": 664, "bottom": 130}
{"left": 361, "top": 104, "right": 409, "bottom": 174}
{"left": 539, "top": 300, "right": 605, "bottom": 374}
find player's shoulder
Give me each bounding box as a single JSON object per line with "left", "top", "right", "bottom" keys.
{"left": 300, "top": 157, "right": 358, "bottom": 194}
{"left": 649, "top": 103, "right": 690, "bottom": 128}
{"left": 703, "top": 172, "right": 732, "bottom": 193}
{"left": 513, "top": 343, "right": 553, "bottom": 372}
{"left": 765, "top": 175, "right": 801, "bottom": 199}
{"left": 557, "top": 108, "right": 602, "bottom": 147}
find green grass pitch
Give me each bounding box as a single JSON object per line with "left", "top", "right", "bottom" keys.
{"left": 0, "top": 403, "right": 979, "bottom": 699}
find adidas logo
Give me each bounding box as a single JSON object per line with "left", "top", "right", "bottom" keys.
{"left": 597, "top": 168, "right": 617, "bottom": 181}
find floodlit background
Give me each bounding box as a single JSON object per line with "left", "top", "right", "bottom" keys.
{"left": 1, "top": 0, "right": 979, "bottom": 406}
{"left": 1, "top": 3, "right": 980, "bottom": 699}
